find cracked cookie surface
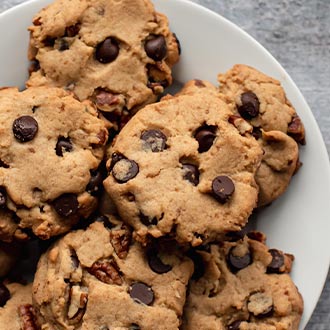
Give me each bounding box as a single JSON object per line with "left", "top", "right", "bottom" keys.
{"left": 182, "top": 232, "right": 303, "bottom": 330}
{"left": 104, "top": 80, "right": 263, "bottom": 246}
{"left": 218, "top": 64, "right": 304, "bottom": 206}
{"left": 27, "top": 0, "right": 180, "bottom": 132}
{"left": 0, "top": 87, "right": 107, "bottom": 241}
{"left": 32, "top": 220, "right": 193, "bottom": 330}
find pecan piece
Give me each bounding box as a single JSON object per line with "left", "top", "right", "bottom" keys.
{"left": 287, "top": 115, "right": 305, "bottom": 144}
{"left": 18, "top": 304, "right": 38, "bottom": 330}
{"left": 67, "top": 285, "right": 88, "bottom": 323}
{"left": 110, "top": 224, "right": 132, "bottom": 259}
{"left": 88, "top": 259, "right": 122, "bottom": 285}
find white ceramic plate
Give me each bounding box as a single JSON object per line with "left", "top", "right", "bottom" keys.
{"left": 1, "top": 0, "right": 330, "bottom": 328}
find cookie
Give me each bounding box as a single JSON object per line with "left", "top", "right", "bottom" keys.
{"left": 27, "top": 0, "right": 180, "bottom": 133}
{"left": 182, "top": 232, "right": 303, "bottom": 330}
{"left": 0, "top": 242, "right": 21, "bottom": 278}
{"left": 218, "top": 64, "right": 304, "bottom": 206}
{"left": 0, "top": 283, "right": 36, "bottom": 330}
{"left": 103, "top": 80, "right": 263, "bottom": 246}
{"left": 32, "top": 220, "right": 193, "bottom": 329}
{"left": 0, "top": 87, "right": 107, "bottom": 241}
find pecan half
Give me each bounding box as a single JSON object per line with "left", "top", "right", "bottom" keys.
{"left": 110, "top": 224, "right": 132, "bottom": 259}
{"left": 18, "top": 304, "right": 38, "bottom": 330}
{"left": 88, "top": 259, "right": 122, "bottom": 285}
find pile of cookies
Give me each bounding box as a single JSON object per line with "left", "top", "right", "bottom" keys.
{"left": 0, "top": 0, "right": 305, "bottom": 329}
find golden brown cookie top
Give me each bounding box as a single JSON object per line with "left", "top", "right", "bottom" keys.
{"left": 182, "top": 232, "right": 303, "bottom": 330}
{"left": 0, "top": 87, "right": 107, "bottom": 240}
{"left": 104, "top": 79, "right": 263, "bottom": 246}
{"left": 27, "top": 0, "right": 180, "bottom": 131}
{"left": 33, "top": 220, "right": 193, "bottom": 330}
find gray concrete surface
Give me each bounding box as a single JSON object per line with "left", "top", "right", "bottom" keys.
{"left": 0, "top": 0, "right": 329, "bottom": 329}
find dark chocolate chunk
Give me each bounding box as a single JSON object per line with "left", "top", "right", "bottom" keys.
{"left": 13, "top": 116, "right": 38, "bottom": 142}
{"left": 227, "top": 320, "right": 242, "bottom": 330}
{"left": 0, "top": 283, "right": 10, "bottom": 307}
{"left": 109, "top": 152, "right": 125, "bottom": 172}
{"left": 182, "top": 164, "right": 199, "bottom": 186}
{"left": 237, "top": 92, "right": 260, "bottom": 119}
{"left": 141, "top": 129, "right": 167, "bottom": 152}
{"left": 267, "top": 249, "right": 285, "bottom": 273}
{"left": 55, "top": 136, "right": 73, "bottom": 156}
{"left": 130, "top": 324, "right": 141, "bottom": 330}
{"left": 53, "top": 193, "right": 79, "bottom": 217}
{"left": 194, "top": 125, "right": 217, "bottom": 153}
{"left": 140, "top": 213, "right": 158, "bottom": 226}
{"left": 96, "top": 37, "right": 119, "bottom": 64}
{"left": 130, "top": 282, "right": 154, "bottom": 305}
{"left": 112, "top": 159, "right": 139, "bottom": 183}
{"left": 187, "top": 249, "right": 205, "bottom": 280}
{"left": 86, "top": 169, "right": 103, "bottom": 196}
{"left": 147, "top": 250, "right": 172, "bottom": 274}
{"left": 211, "top": 176, "right": 235, "bottom": 204}
{"left": 144, "top": 35, "right": 167, "bottom": 61}
{"left": 227, "top": 246, "right": 252, "bottom": 273}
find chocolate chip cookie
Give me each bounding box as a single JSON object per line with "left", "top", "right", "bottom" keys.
{"left": 32, "top": 220, "right": 193, "bottom": 329}
{"left": 27, "top": 0, "right": 180, "bottom": 133}
{"left": 0, "top": 87, "right": 107, "bottom": 241}
{"left": 0, "top": 283, "right": 36, "bottom": 330}
{"left": 182, "top": 232, "right": 303, "bottom": 330}
{"left": 218, "top": 64, "right": 305, "bottom": 206}
{"left": 103, "top": 80, "right": 263, "bottom": 246}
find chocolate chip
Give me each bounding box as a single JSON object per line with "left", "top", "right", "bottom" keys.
{"left": 58, "top": 38, "right": 70, "bottom": 51}
{"left": 141, "top": 129, "right": 167, "bottom": 152}
{"left": 211, "top": 176, "right": 235, "bottom": 204}
{"left": 66, "top": 24, "right": 80, "bottom": 37}
{"left": 130, "top": 324, "right": 141, "bottom": 330}
{"left": 0, "top": 187, "right": 7, "bottom": 208}
{"left": 194, "top": 125, "right": 217, "bottom": 153}
{"left": 140, "top": 212, "right": 159, "bottom": 226}
{"left": 109, "top": 152, "right": 125, "bottom": 172}
{"left": 112, "top": 159, "right": 139, "bottom": 183}
{"left": 227, "top": 246, "right": 251, "bottom": 273}
{"left": 147, "top": 250, "right": 172, "bottom": 274}
{"left": 0, "top": 159, "right": 9, "bottom": 168}
{"left": 86, "top": 169, "right": 103, "bottom": 196}
{"left": 28, "top": 60, "right": 40, "bottom": 75}
{"left": 227, "top": 320, "right": 242, "bottom": 330}
{"left": 144, "top": 35, "right": 167, "bottom": 61}
{"left": 13, "top": 116, "right": 38, "bottom": 142}
{"left": 130, "top": 282, "right": 154, "bottom": 305}
{"left": 237, "top": 92, "right": 260, "bottom": 120}
{"left": 0, "top": 283, "right": 10, "bottom": 307}
{"left": 96, "top": 37, "right": 119, "bottom": 63}
{"left": 267, "top": 249, "right": 285, "bottom": 273}
{"left": 55, "top": 136, "right": 73, "bottom": 156}
{"left": 182, "top": 164, "right": 199, "bottom": 186}
{"left": 187, "top": 249, "right": 205, "bottom": 280}
{"left": 53, "top": 193, "right": 79, "bottom": 217}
